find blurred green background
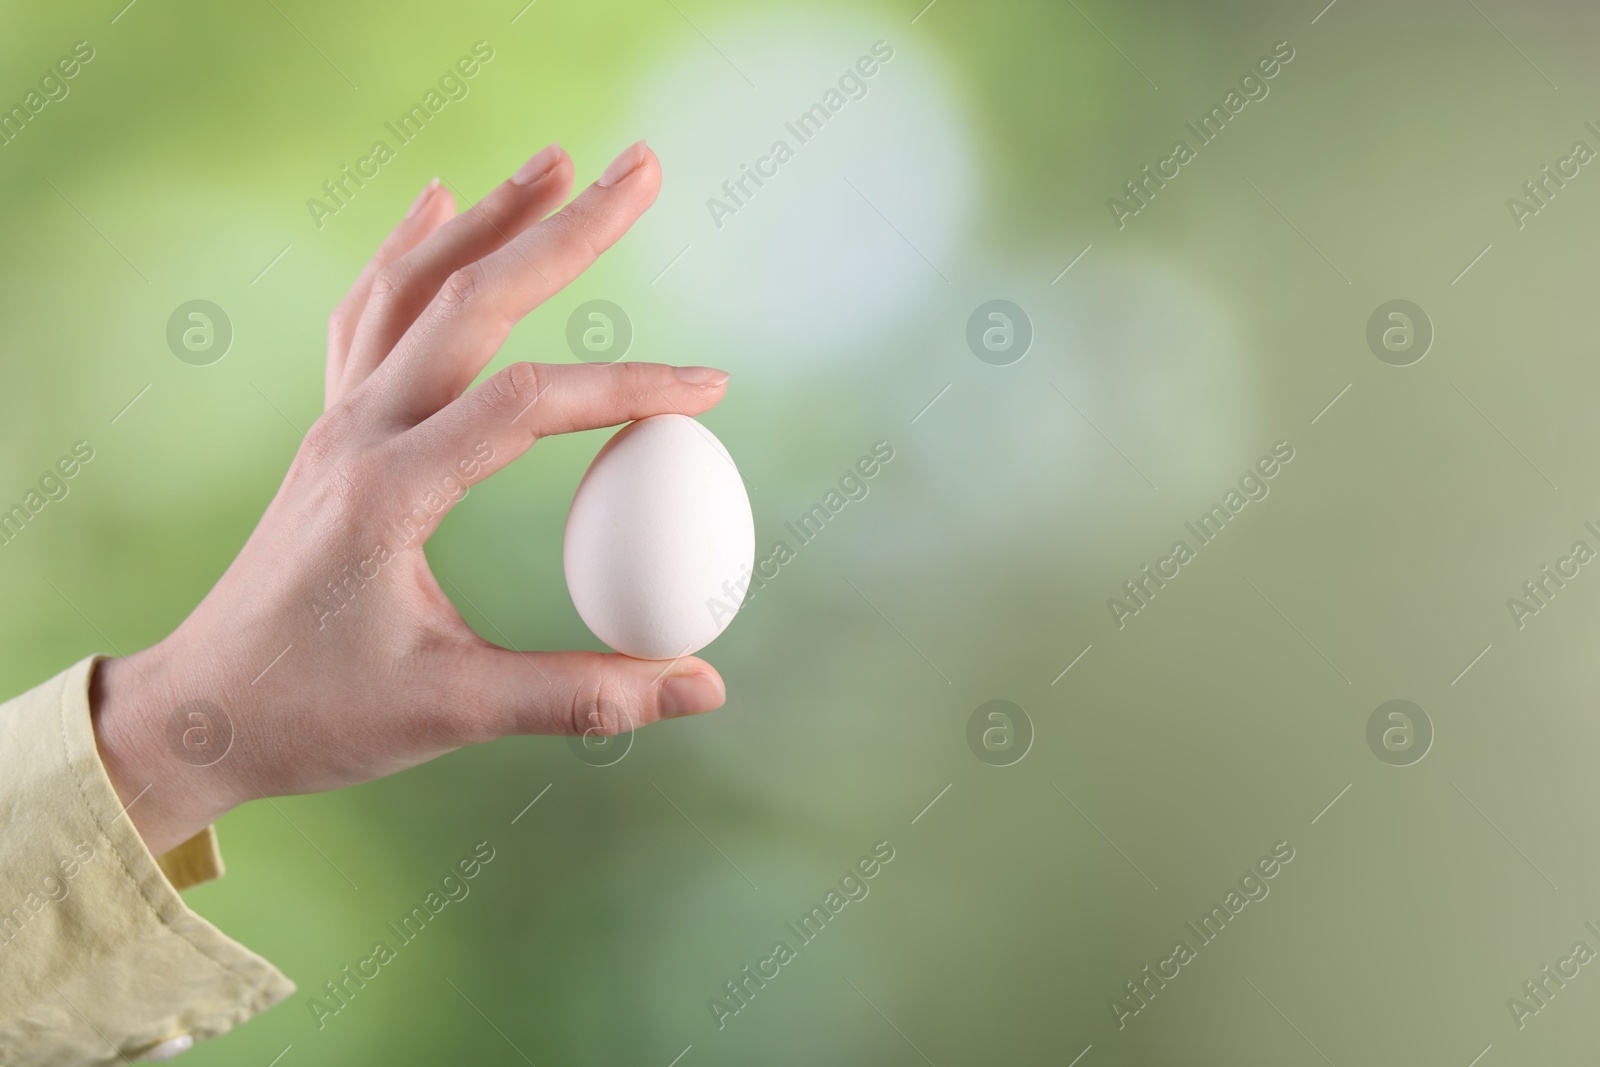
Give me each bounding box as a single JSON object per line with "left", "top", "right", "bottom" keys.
{"left": 6, "top": 0, "right": 1600, "bottom": 1062}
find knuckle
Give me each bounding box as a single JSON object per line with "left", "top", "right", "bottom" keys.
{"left": 369, "top": 260, "right": 414, "bottom": 304}
{"left": 569, "top": 672, "right": 636, "bottom": 738}
{"left": 328, "top": 287, "right": 370, "bottom": 341}
{"left": 327, "top": 302, "right": 351, "bottom": 337}
{"left": 297, "top": 413, "right": 346, "bottom": 467}
{"left": 283, "top": 415, "right": 384, "bottom": 511}
{"left": 437, "top": 264, "right": 484, "bottom": 312}
{"left": 618, "top": 359, "right": 658, "bottom": 400}
{"left": 479, "top": 361, "right": 541, "bottom": 419}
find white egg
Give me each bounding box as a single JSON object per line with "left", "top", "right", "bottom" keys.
{"left": 563, "top": 414, "right": 754, "bottom": 660}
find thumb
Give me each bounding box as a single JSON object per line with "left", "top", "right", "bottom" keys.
{"left": 457, "top": 645, "right": 726, "bottom": 739}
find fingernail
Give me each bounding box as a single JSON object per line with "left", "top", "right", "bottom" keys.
{"left": 510, "top": 142, "right": 562, "bottom": 186}
{"left": 596, "top": 139, "right": 648, "bottom": 188}
{"left": 675, "top": 365, "right": 730, "bottom": 386}
{"left": 405, "top": 177, "right": 440, "bottom": 219}
{"left": 659, "top": 671, "right": 725, "bottom": 717}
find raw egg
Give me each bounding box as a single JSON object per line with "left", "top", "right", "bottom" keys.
{"left": 563, "top": 414, "right": 754, "bottom": 660}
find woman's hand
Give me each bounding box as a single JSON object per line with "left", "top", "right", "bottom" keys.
{"left": 90, "top": 140, "right": 731, "bottom": 856}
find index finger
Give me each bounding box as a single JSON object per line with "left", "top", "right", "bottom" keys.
{"left": 397, "top": 360, "right": 731, "bottom": 493}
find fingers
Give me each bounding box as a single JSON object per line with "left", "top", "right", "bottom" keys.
{"left": 338, "top": 143, "right": 576, "bottom": 398}
{"left": 326, "top": 179, "right": 456, "bottom": 407}
{"left": 398, "top": 361, "right": 730, "bottom": 488}
{"left": 452, "top": 646, "right": 726, "bottom": 742}
{"left": 367, "top": 141, "right": 662, "bottom": 425}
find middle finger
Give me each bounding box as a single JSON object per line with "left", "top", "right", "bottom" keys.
{"left": 339, "top": 142, "right": 575, "bottom": 394}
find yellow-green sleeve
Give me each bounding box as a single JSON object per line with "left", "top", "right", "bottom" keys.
{"left": 0, "top": 656, "right": 294, "bottom": 1064}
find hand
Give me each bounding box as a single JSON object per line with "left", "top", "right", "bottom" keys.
{"left": 90, "top": 140, "right": 731, "bottom": 857}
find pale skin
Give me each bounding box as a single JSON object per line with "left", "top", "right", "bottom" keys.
{"left": 90, "top": 140, "right": 729, "bottom": 857}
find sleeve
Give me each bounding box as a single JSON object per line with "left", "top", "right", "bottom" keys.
{"left": 0, "top": 656, "right": 295, "bottom": 1065}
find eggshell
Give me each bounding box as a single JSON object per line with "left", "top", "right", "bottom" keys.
{"left": 563, "top": 414, "right": 754, "bottom": 660}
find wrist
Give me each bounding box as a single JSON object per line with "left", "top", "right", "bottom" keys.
{"left": 90, "top": 643, "right": 237, "bottom": 857}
